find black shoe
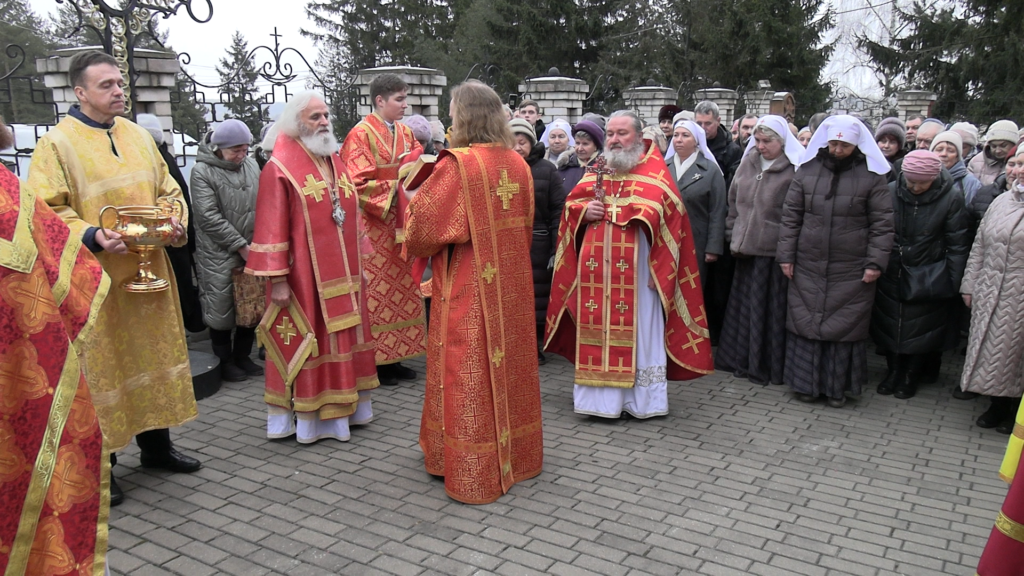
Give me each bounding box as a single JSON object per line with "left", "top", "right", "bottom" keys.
{"left": 795, "top": 393, "right": 818, "bottom": 403}
{"left": 376, "top": 364, "right": 399, "bottom": 386}
{"left": 952, "top": 386, "right": 979, "bottom": 400}
{"left": 392, "top": 362, "right": 417, "bottom": 381}
{"left": 996, "top": 419, "right": 1015, "bottom": 435}
{"left": 213, "top": 344, "right": 247, "bottom": 382}
{"left": 236, "top": 357, "right": 264, "bottom": 377}
{"left": 109, "top": 474, "right": 125, "bottom": 507}
{"left": 977, "top": 397, "right": 1010, "bottom": 429}
{"left": 538, "top": 351, "right": 547, "bottom": 366}
{"left": 876, "top": 372, "right": 896, "bottom": 395}
{"left": 827, "top": 396, "right": 847, "bottom": 408}
{"left": 893, "top": 380, "right": 917, "bottom": 399}
{"left": 140, "top": 447, "right": 202, "bottom": 473}
{"left": 877, "top": 354, "right": 898, "bottom": 395}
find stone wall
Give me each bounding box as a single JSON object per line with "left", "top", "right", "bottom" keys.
{"left": 623, "top": 86, "right": 677, "bottom": 125}
{"left": 897, "top": 90, "right": 937, "bottom": 122}
{"left": 693, "top": 88, "right": 739, "bottom": 125}
{"left": 354, "top": 66, "right": 446, "bottom": 122}
{"left": 518, "top": 76, "right": 589, "bottom": 124}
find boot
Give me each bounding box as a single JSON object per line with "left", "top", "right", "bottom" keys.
{"left": 894, "top": 354, "right": 923, "bottom": 399}
{"left": 996, "top": 397, "right": 1021, "bottom": 434}
{"left": 876, "top": 353, "right": 898, "bottom": 395}
{"left": 211, "top": 328, "right": 246, "bottom": 382}
{"left": 977, "top": 396, "right": 1012, "bottom": 429}
{"left": 233, "top": 327, "right": 264, "bottom": 377}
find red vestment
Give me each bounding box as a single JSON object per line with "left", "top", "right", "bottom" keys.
{"left": 341, "top": 113, "right": 427, "bottom": 365}
{"left": 545, "top": 140, "right": 714, "bottom": 384}
{"left": 405, "top": 144, "right": 544, "bottom": 504}
{"left": 0, "top": 167, "right": 110, "bottom": 576}
{"left": 976, "top": 405, "right": 1024, "bottom": 576}
{"left": 246, "top": 134, "right": 378, "bottom": 419}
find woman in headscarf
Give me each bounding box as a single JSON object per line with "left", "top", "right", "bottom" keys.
{"left": 557, "top": 120, "right": 604, "bottom": 192}
{"left": 716, "top": 115, "right": 804, "bottom": 386}
{"left": 777, "top": 116, "right": 895, "bottom": 408}
{"left": 666, "top": 120, "right": 727, "bottom": 284}
{"left": 541, "top": 118, "right": 574, "bottom": 164}
{"left": 931, "top": 131, "right": 982, "bottom": 206}
{"left": 870, "top": 150, "right": 969, "bottom": 400}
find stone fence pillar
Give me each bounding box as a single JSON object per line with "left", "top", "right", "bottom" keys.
{"left": 622, "top": 85, "right": 677, "bottom": 125}
{"left": 519, "top": 75, "right": 589, "bottom": 124}
{"left": 355, "top": 66, "right": 447, "bottom": 122}
{"left": 37, "top": 47, "right": 180, "bottom": 140}
{"left": 897, "top": 90, "right": 937, "bottom": 121}
{"left": 693, "top": 87, "right": 739, "bottom": 126}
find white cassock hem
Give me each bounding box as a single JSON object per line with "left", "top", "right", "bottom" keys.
{"left": 266, "top": 391, "right": 373, "bottom": 443}
{"left": 572, "top": 232, "right": 669, "bottom": 419}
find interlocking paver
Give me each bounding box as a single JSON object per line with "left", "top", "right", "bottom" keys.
{"left": 108, "top": 344, "right": 1007, "bottom": 575}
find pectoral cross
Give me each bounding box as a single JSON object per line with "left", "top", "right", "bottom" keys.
{"left": 301, "top": 174, "right": 327, "bottom": 202}
{"left": 276, "top": 316, "right": 298, "bottom": 346}
{"left": 606, "top": 203, "right": 623, "bottom": 221}
{"left": 586, "top": 155, "right": 615, "bottom": 200}
{"left": 496, "top": 169, "right": 520, "bottom": 210}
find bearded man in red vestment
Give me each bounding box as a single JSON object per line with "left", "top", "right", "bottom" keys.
{"left": 246, "top": 91, "right": 379, "bottom": 444}
{"left": 341, "top": 73, "right": 427, "bottom": 386}
{"left": 546, "top": 110, "right": 714, "bottom": 419}
{"left": 0, "top": 117, "right": 111, "bottom": 576}
{"left": 404, "top": 81, "right": 543, "bottom": 504}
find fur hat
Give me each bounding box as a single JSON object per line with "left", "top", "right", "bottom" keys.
{"left": 949, "top": 122, "right": 979, "bottom": 147}
{"left": 509, "top": 118, "right": 537, "bottom": 145}
{"left": 210, "top": 119, "right": 252, "bottom": 149}
{"left": 984, "top": 120, "right": 1019, "bottom": 145}
{"left": 658, "top": 105, "right": 683, "bottom": 123}
{"left": 874, "top": 117, "right": 906, "bottom": 149}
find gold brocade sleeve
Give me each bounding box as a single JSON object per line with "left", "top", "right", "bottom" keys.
{"left": 405, "top": 155, "right": 471, "bottom": 258}
{"left": 341, "top": 127, "right": 391, "bottom": 220}
{"left": 27, "top": 139, "right": 92, "bottom": 240}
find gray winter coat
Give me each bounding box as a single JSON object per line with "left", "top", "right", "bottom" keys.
{"left": 190, "top": 145, "right": 260, "bottom": 330}
{"left": 667, "top": 152, "right": 727, "bottom": 283}
{"left": 960, "top": 190, "right": 1024, "bottom": 397}
{"left": 726, "top": 150, "right": 796, "bottom": 258}
{"left": 777, "top": 150, "right": 894, "bottom": 342}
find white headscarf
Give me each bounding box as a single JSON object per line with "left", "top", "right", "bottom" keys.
{"left": 540, "top": 119, "right": 575, "bottom": 148}
{"left": 743, "top": 115, "right": 805, "bottom": 167}
{"left": 665, "top": 120, "right": 721, "bottom": 174}
{"left": 800, "top": 115, "right": 891, "bottom": 175}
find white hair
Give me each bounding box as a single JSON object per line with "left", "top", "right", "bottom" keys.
{"left": 278, "top": 90, "right": 327, "bottom": 139}
{"left": 694, "top": 100, "right": 720, "bottom": 119}
{"left": 609, "top": 110, "right": 643, "bottom": 136}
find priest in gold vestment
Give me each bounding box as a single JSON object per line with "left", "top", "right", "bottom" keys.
{"left": 27, "top": 51, "right": 199, "bottom": 506}
{"left": 341, "top": 73, "right": 427, "bottom": 385}
{"left": 405, "top": 81, "right": 543, "bottom": 504}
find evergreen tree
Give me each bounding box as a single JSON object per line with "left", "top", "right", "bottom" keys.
{"left": 216, "top": 31, "right": 264, "bottom": 137}
{"left": 0, "top": 0, "right": 59, "bottom": 124}
{"left": 861, "top": 0, "right": 1024, "bottom": 121}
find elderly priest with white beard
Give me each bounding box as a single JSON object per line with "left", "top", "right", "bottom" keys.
{"left": 545, "top": 110, "right": 714, "bottom": 419}
{"left": 245, "top": 91, "right": 379, "bottom": 444}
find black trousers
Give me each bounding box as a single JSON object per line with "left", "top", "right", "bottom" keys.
{"left": 110, "top": 428, "right": 171, "bottom": 466}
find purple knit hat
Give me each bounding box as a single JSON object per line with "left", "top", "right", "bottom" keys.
{"left": 573, "top": 120, "right": 605, "bottom": 149}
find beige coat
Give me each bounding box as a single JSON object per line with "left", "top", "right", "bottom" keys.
{"left": 960, "top": 191, "right": 1024, "bottom": 396}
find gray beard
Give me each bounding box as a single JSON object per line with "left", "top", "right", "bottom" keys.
{"left": 299, "top": 127, "right": 339, "bottom": 158}
{"left": 604, "top": 141, "right": 644, "bottom": 173}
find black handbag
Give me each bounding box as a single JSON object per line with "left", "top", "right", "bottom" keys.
{"left": 900, "top": 260, "right": 955, "bottom": 302}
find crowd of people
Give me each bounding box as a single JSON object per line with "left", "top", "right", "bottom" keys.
{"left": 3, "top": 48, "right": 1023, "bottom": 574}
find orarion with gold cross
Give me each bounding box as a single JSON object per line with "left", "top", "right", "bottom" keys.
{"left": 545, "top": 139, "right": 714, "bottom": 385}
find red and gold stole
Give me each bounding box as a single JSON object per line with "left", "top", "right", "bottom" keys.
{"left": 347, "top": 113, "right": 416, "bottom": 241}
{"left": 268, "top": 135, "right": 363, "bottom": 333}
{"left": 546, "top": 141, "right": 714, "bottom": 384}
{"left": 0, "top": 167, "right": 110, "bottom": 576}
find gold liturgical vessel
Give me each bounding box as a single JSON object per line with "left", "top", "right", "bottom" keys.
{"left": 99, "top": 198, "right": 185, "bottom": 293}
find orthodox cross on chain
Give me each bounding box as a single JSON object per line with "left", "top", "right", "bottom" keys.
{"left": 586, "top": 155, "right": 615, "bottom": 200}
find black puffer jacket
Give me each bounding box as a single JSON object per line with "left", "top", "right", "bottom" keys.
{"left": 870, "top": 171, "right": 970, "bottom": 353}
{"left": 526, "top": 142, "right": 566, "bottom": 325}
{"left": 705, "top": 124, "right": 743, "bottom": 187}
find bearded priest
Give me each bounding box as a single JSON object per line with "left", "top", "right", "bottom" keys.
{"left": 545, "top": 110, "right": 714, "bottom": 418}
{"left": 245, "top": 91, "right": 379, "bottom": 443}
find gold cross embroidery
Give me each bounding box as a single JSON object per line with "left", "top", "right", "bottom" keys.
{"left": 680, "top": 266, "right": 699, "bottom": 289}
{"left": 616, "top": 259, "right": 629, "bottom": 273}
{"left": 684, "top": 332, "right": 705, "bottom": 354}
{"left": 276, "top": 316, "right": 298, "bottom": 345}
{"left": 498, "top": 429, "right": 510, "bottom": 447}
{"left": 481, "top": 262, "right": 497, "bottom": 284}
{"left": 491, "top": 348, "right": 505, "bottom": 367}
{"left": 616, "top": 301, "right": 629, "bottom": 314}
{"left": 585, "top": 257, "right": 599, "bottom": 271}
{"left": 301, "top": 174, "right": 328, "bottom": 202}
{"left": 624, "top": 182, "right": 644, "bottom": 196}
{"left": 496, "top": 169, "right": 520, "bottom": 210}
{"left": 695, "top": 304, "right": 707, "bottom": 323}
{"left": 339, "top": 178, "right": 355, "bottom": 199}
{"left": 585, "top": 299, "right": 598, "bottom": 312}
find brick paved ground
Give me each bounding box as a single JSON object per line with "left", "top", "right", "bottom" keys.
{"left": 107, "top": 340, "right": 1010, "bottom": 576}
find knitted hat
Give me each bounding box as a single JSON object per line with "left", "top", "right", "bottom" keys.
{"left": 429, "top": 120, "right": 445, "bottom": 143}
{"left": 875, "top": 117, "right": 906, "bottom": 149}
{"left": 950, "top": 122, "right": 979, "bottom": 147}
{"left": 211, "top": 119, "right": 252, "bottom": 149}
{"left": 984, "top": 120, "right": 1019, "bottom": 145}
{"left": 658, "top": 105, "right": 682, "bottom": 123}
{"left": 403, "top": 114, "right": 432, "bottom": 144}
{"left": 573, "top": 120, "right": 605, "bottom": 149}
{"left": 136, "top": 113, "right": 164, "bottom": 145}
{"left": 902, "top": 150, "right": 943, "bottom": 180}
{"left": 930, "top": 131, "right": 963, "bottom": 159}
{"left": 581, "top": 113, "right": 606, "bottom": 130}
{"left": 509, "top": 118, "right": 537, "bottom": 145}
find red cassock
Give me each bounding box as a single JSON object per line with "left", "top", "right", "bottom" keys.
{"left": 0, "top": 167, "right": 110, "bottom": 576}
{"left": 341, "top": 113, "right": 427, "bottom": 365}
{"left": 246, "top": 134, "right": 378, "bottom": 419}
{"left": 976, "top": 418, "right": 1024, "bottom": 576}
{"left": 545, "top": 140, "right": 714, "bottom": 385}
{"left": 404, "top": 144, "right": 544, "bottom": 504}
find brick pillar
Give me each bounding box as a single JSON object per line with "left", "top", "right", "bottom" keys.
{"left": 693, "top": 87, "right": 739, "bottom": 126}
{"left": 622, "top": 85, "right": 677, "bottom": 125}
{"left": 355, "top": 66, "right": 447, "bottom": 122}
{"left": 519, "top": 75, "right": 589, "bottom": 124}
{"left": 897, "top": 90, "right": 937, "bottom": 121}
